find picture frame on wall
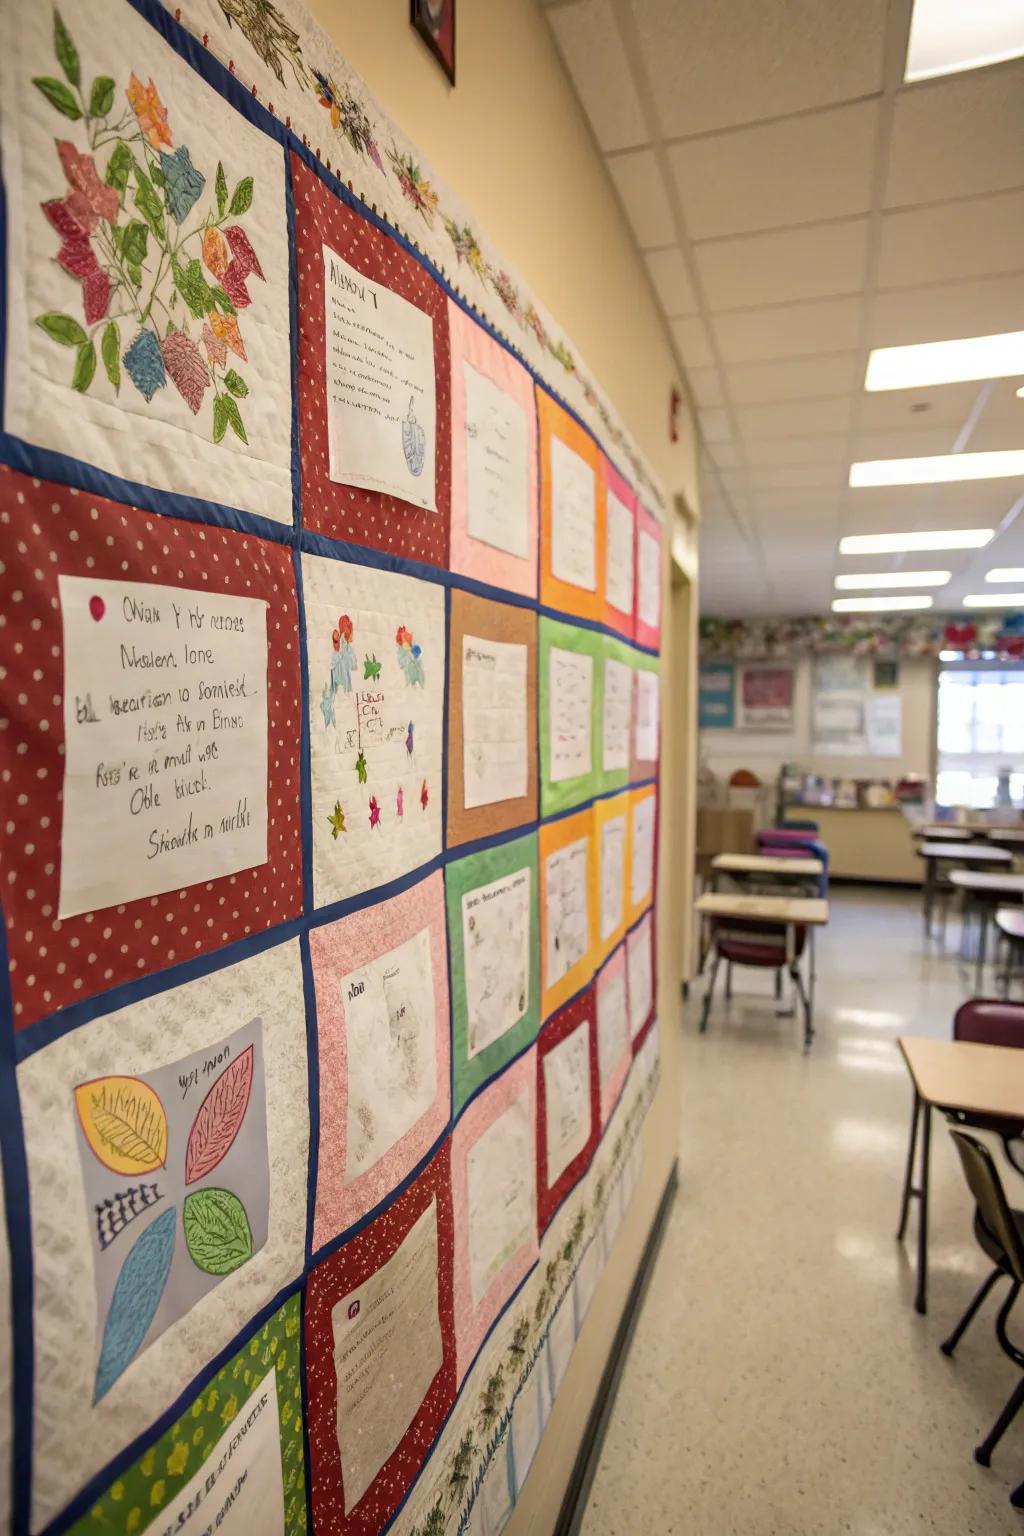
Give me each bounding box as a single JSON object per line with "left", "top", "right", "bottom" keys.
{"left": 411, "top": 0, "right": 456, "bottom": 84}
{"left": 736, "top": 662, "right": 795, "bottom": 732}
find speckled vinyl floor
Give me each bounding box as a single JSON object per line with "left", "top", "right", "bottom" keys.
{"left": 582, "top": 885, "right": 1024, "bottom": 1536}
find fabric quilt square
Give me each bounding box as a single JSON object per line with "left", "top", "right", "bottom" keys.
{"left": 627, "top": 909, "right": 655, "bottom": 1045}
{"left": 70, "top": 1296, "right": 307, "bottom": 1536}
{"left": 536, "top": 990, "right": 598, "bottom": 1235}
{"left": 599, "top": 634, "right": 635, "bottom": 798}
{"left": 2, "top": 3, "right": 293, "bottom": 524}
{"left": 539, "top": 807, "right": 597, "bottom": 1023}
{"left": 0, "top": 467, "right": 302, "bottom": 1031}
{"left": 538, "top": 616, "right": 601, "bottom": 818}
{"left": 448, "top": 299, "right": 538, "bottom": 597}
{"left": 447, "top": 590, "right": 537, "bottom": 848}
{"left": 308, "top": 870, "right": 451, "bottom": 1252}
{"left": 0, "top": 1159, "right": 9, "bottom": 1536}
{"left": 601, "top": 457, "right": 635, "bottom": 639}
{"left": 305, "top": 1140, "right": 456, "bottom": 1536}
{"left": 630, "top": 649, "right": 661, "bottom": 784}
{"left": 634, "top": 505, "right": 662, "bottom": 650}
{"left": 537, "top": 390, "right": 603, "bottom": 624}
{"left": 18, "top": 938, "right": 308, "bottom": 1534}
{"left": 595, "top": 945, "right": 630, "bottom": 1129}
{"left": 627, "top": 785, "right": 657, "bottom": 926}
{"left": 594, "top": 791, "right": 629, "bottom": 963}
{"left": 291, "top": 154, "right": 451, "bottom": 565}
{"left": 451, "top": 1051, "right": 538, "bottom": 1384}
{"left": 301, "top": 552, "right": 444, "bottom": 909}
{"left": 445, "top": 832, "right": 540, "bottom": 1116}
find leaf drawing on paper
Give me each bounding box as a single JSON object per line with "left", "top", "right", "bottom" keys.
{"left": 94, "top": 1204, "right": 176, "bottom": 1401}
{"left": 75, "top": 1075, "right": 168, "bottom": 1174}
{"left": 184, "top": 1044, "right": 254, "bottom": 1185}
{"left": 183, "top": 1187, "right": 254, "bottom": 1275}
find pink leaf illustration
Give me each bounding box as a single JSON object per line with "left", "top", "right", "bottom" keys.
{"left": 224, "top": 225, "right": 265, "bottom": 282}
{"left": 220, "top": 260, "right": 253, "bottom": 310}
{"left": 161, "top": 331, "right": 211, "bottom": 416}
{"left": 184, "top": 1045, "right": 254, "bottom": 1185}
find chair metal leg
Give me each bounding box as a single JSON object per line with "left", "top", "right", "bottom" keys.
{"left": 699, "top": 952, "right": 721, "bottom": 1034}
{"left": 1011, "top": 1477, "right": 1024, "bottom": 1509}
{"left": 725, "top": 960, "right": 733, "bottom": 1001}
{"left": 789, "top": 960, "right": 813, "bottom": 1050}
{"left": 915, "top": 1102, "right": 932, "bottom": 1315}
{"left": 774, "top": 967, "right": 782, "bottom": 1000}
{"left": 975, "top": 1373, "right": 1024, "bottom": 1467}
{"left": 940, "top": 1265, "right": 1005, "bottom": 1356}
{"left": 897, "top": 1090, "right": 920, "bottom": 1241}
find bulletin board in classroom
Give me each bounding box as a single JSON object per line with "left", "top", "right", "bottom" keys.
{"left": 0, "top": 5, "right": 665, "bottom": 1536}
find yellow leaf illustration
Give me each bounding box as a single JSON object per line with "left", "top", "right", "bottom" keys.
{"left": 75, "top": 1076, "right": 167, "bottom": 1174}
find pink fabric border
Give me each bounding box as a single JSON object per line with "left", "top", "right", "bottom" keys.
{"left": 448, "top": 299, "right": 539, "bottom": 597}
{"left": 635, "top": 504, "right": 662, "bottom": 651}
{"left": 596, "top": 946, "right": 631, "bottom": 1128}
{"left": 309, "top": 871, "right": 451, "bottom": 1250}
{"left": 451, "top": 1049, "right": 539, "bottom": 1381}
{"left": 602, "top": 456, "right": 636, "bottom": 640}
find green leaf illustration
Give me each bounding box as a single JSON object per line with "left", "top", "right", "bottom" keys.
{"left": 212, "top": 395, "right": 228, "bottom": 445}
{"left": 126, "top": 260, "right": 143, "bottom": 290}
{"left": 101, "top": 321, "right": 120, "bottom": 391}
{"left": 133, "top": 167, "right": 166, "bottom": 243}
{"left": 221, "top": 395, "right": 248, "bottom": 444}
{"left": 228, "top": 177, "right": 254, "bottom": 216}
{"left": 120, "top": 219, "right": 149, "bottom": 268}
{"left": 215, "top": 160, "right": 228, "bottom": 219}
{"left": 53, "top": 10, "right": 80, "bottom": 87}
{"left": 183, "top": 1188, "right": 253, "bottom": 1276}
{"left": 171, "top": 257, "right": 214, "bottom": 320}
{"left": 105, "top": 141, "right": 134, "bottom": 199}
{"left": 89, "top": 75, "right": 114, "bottom": 117}
{"left": 209, "top": 285, "right": 235, "bottom": 316}
{"left": 32, "top": 76, "right": 81, "bottom": 120}
{"left": 35, "top": 312, "right": 86, "bottom": 347}
{"left": 72, "top": 340, "right": 96, "bottom": 393}
{"left": 223, "top": 369, "right": 248, "bottom": 399}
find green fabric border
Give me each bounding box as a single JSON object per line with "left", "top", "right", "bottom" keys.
{"left": 72, "top": 1296, "right": 306, "bottom": 1536}
{"left": 539, "top": 616, "right": 602, "bottom": 817}
{"left": 600, "top": 633, "right": 636, "bottom": 797}
{"left": 446, "top": 832, "right": 540, "bottom": 1114}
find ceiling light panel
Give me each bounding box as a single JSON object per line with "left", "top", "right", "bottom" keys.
{"left": 865, "top": 331, "right": 1024, "bottom": 390}
{"left": 839, "top": 529, "right": 994, "bottom": 554}
{"left": 834, "top": 571, "right": 951, "bottom": 589}
{"left": 849, "top": 450, "right": 1024, "bottom": 485}
{"left": 832, "top": 595, "right": 935, "bottom": 612}
{"left": 964, "top": 591, "right": 1024, "bottom": 606}
{"left": 905, "top": 0, "right": 1024, "bottom": 82}
{"left": 986, "top": 567, "right": 1024, "bottom": 581}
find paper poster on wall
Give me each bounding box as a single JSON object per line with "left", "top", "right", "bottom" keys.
{"left": 549, "top": 436, "right": 596, "bottom": 592}
{"left": 605, "top": 488, "right": 635, "bottom": 618}
{"left": 636, "top": 528, "right": 661, "bottom": 631}
{"left": 543, "top": 1022, "right": 591, "bottom": 1186}
{"left": 463, "top": 362, "right": 529, "bottom": 558}
{"left": 602, "top": 655, "right": 632, "bottom": 773}
{"left": 550, "top": 647, "right": 594, "bottom": 782}
{"left": 466, "top": 1095, "right": 536, "bottom": 1307}
{"left": 631, "top": 793, "right": 655, "bottom": 910}
{"left": 463, "top": 635, "right": 528, "bottom": 808}
{"left": 596, "top": 959, "right": 629, "bottom": 1120}
{"left": 737, "top": 663, "right": 794, "bottom": 732}
{"left": 600, "top": 815, "right": 626, "bottom": 942}
{"left": 698, "top": 662, "right": 735, "bottom": 728}
{"left": 635, "top": 668, "right": 660, "bottom": 762}
{"left": 628, "top": 914, "right": 654, "bottom": 1039}
{"left": 545, "top": 837, "right": 590, "bottom": 989}
{"left": 463, "top": 868, "right": 532, "bottom": 1059}
{"left": 866, "top": 693, "right": 902, "bottom": 757}
{"left": 322, "top": 246, "right": 437, "bottom": 511}
{"left": 812, "top": 692, "right": 865, "bottom": 755}
{"left": 57, "top": 575, "right": 268, "bottom": 919}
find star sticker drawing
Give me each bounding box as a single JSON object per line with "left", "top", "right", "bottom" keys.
{"left": 328, "top": 801, "right": 347, "bottom": 839}
{"left": 355, "top": 750, "right": 368, "bottom": 784}
{"left": 396, "top": 785, "right": 405, "bottom": 819}
{"left": 368, "top": 795, "right": 381, "bottom": 829}
{"left": 420, "top": 779, "right": 429, "bottom": 810}
{"left": 363, "top": 653, "right": 382, "bottom": 681}
{"left": 406, "top": 720, "right": 414, "bottom": 756}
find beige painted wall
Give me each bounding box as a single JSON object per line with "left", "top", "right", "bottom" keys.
{"left": 306, "top": 2, "right": 698, "bottom": 1531}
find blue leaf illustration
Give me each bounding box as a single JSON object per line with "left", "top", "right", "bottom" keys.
{"left": 94, "top": 1204, "right": 176, "bottom": 1402}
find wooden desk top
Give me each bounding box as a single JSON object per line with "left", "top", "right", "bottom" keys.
{"left": 918, "top": 842, "right": 1013, "bottom": 863}
{"left": 983, "top": 828, "right": 1024, "bottom": 846}
{"left": 696, "top": 891, "right": 829, "bottom": 926}
{"left": 948, "top": 869, "right": 1024, "bottom": 895}
{"left": 712, "top": 853, "right": 824, "bottom": 877}
{"left": 912, "top": 826, "right": 976, "bottom": 841}
{"left": 997, "top": 907, "right": 1024, "bottom": 941}
{"left": 899, "top": 1037, "right": 1024, "bottom": 1120}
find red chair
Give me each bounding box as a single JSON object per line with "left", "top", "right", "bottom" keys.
{"left": 954, "top": 998, "right": 1024, "bottom": 1050}
{"left": 699, "top": 918, "right": 813, "bottom": 1049}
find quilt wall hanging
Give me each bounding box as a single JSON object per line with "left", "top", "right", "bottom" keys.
{"left": 0, "top": 5, "right": 664, "bottom": 1535}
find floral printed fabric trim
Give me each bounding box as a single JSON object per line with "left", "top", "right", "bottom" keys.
{"left": 33, "top": 8, "right": 263, "bottom": 445}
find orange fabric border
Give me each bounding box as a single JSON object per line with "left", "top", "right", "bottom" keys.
{"left": 539, "top": 805, "right": 599, "bottom": 1021}
{"left": 538, "top": 389, "right": 605, "bottom": 623}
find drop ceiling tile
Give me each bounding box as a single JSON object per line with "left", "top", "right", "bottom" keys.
{"left": 725, "top": 351, "right": 860, "bottom": 404}
{"left": 668, "top": 101, "right": 877, "bottom": 240}
{"left": 672, "top": 316, "right": 715, "bottom": 369}
{"left": 744, "top": 434, "right": 851, "bottom": 467}
{"left": 606, "top": 148, "right": 676, "bottom": 247}
{"left": 869, "top": 272, "right": 1024, "bottom": 347}
{"left": 877, "top": 191, "right": 1024, "bottom": 290}
{"left": 981, "top": 379, "right": 1024, "bottom": 424}
{"left": 886, "top": 58, "right": 1024, "bottom": 207}
{"left": 695, "top": 219, "right": 869, "bottom": 309}
{"left": 687, "top": 366, "right": 726, "bottom": 407}
{"left": 844, "top": 481, "right": 1021, "bottom": 522}
{"left": 643, "top": 247, "right": 698, "bottom": 316}
{"left": 698, "top": 407, "right": 731, "bottom": 443}
{"left": 630, "top": 0, "right": 887, "bottom": 138}
{"left": 850, "top": 425, "right": 966, "bottom": 460}
{"left": 960, "top": 412, "right": 1024, "bottom": 453}
{"left": 712, "top": 296, "right": 863, "bottom": 363}
{"left": 735, "top": 397, "right": 855, "bottom": 440}
{"left": 750, "top": 463, "right": 847, "bottom": 489}
{"left": 547, "top": 0, "right": 649, "bottom": 152}
{"left": 858, "top": 381, "right": 989, "bottom": 433}
{"left": 708, "top": 440, "right": 742, "bottom": 470}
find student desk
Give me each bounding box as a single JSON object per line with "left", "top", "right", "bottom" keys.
{"left": 917, "top": 841, "right": 1012, "bottom": 938}
{"left": 912, "top": 825, "right": 977, "bottom": 842}
{"left": 710, "top": 853, "right": 823, "bottom": 885}
{"left": 949, "top": 869, "right": 1024, "bottom": 990}
{"left": 695, "top": 892, "right": 829, "bottom": 1049}
{"left": 897, "top": 1037, "right": 1024, "bottom": 1315}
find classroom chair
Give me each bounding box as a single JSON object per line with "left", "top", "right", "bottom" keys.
{"left": 776, "top": 818, "right": 819, "bottom": 834}
{"left": 699, "top": 917, "right": 813, "bottom": 1050}
{"left": 955, "top": 998, "right": 1024, "bottom": 1051}
{"left": 755, "top": 833, "right": 830, "bottom": 898}
{"left": 940, "top": 1131, "right": 1024, "bottom": 1509}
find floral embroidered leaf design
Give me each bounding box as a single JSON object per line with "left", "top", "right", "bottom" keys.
{"left": 116, "top": 219, "right": 149, "bottom": 268}
{"left": 183, "top": 1188, "right": 253, "bottom": 1277}
{"left": 202, "top": 226, "right": 230, "bottom": 280}
{"left": 202, "top": 323, "right": 227, "bottom": 369}
{"left": 94, "top": 1205, "right": 176, "bottom": 1401}
{"left": 133, "top": 165, "right": 166, "bottom": 243}
{"left": 161, "top": 331, "right": 210, "bottom": 416}
{"left": 123, "top": 328, "right": 166, "bottom": 402}
{"left": 224, "top": 225, "right": 264, "bottom": 282}
{"left": 172, "top": 257, "right": 216, "bottom": 320}
{"left": 215, "top": 159, "right": 228, "bottom": 219}
{"left": 160, "top": 146, "right": 205, "bottom": 223}
{"left": 53, "top": 8, "right": 80, "bottom": 86}
{"left": 57, "top": 140, "right": 119, "bottom": 228}
{"left": 73, "top": 339, "right": 96, "bottom": 392}
{"left": 104, "top": 141, "right": 133, "bottom": 200}
{"left": 126, "top": 72, "right": 172, "bottom": 151}
{"left": 184, "top": 1045, "right": 254, "bottom": 1185}
{"left": 35, "top": 311, "right": 86, "bottom": 346}
{"left": 101, "top": 320, "right": 120, "bottom": 390}
{"left": 32, "top": 76, "right": 81, "bottom": 120}
{"left": 212, "top": 396, "right": 229, "bottom": 445}
{"left": 363, "top": 653, "right": 381, "bottom": 680}
{"left": 209, "top": 311, "right": 247, "bottom": 361}
{"left": 228, "top": 176, "right": 254, "bottom": 216}
{"left": 75, "top": 1075, "right": 169, "bottom": 1174}
{"left": 220, "top": 394, "right": 247, "bottom": 443}
{"left": 209, "top": 285, "right": 237, "bottom": 316}
{"left": 89, "top": 75, "right": 115, "bottom": 117}
{"left": 223, "top": 369, "right": 248, "bottom": 398}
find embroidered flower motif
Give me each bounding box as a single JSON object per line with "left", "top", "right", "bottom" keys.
{"left": 159, "top": 146, "right": 205, "bottom": 223}
{"left": 202, "top": 228, "right": 230, "bottom": 280}
{"left": 387, "top": 147, "right": 439, "bottom": 224}
{"left": 221, "top": 262, "right": 254, "bottom": 310}
{"left": 201, "top": 322, "right": 227, "bottom": 369}
{"left": 41, "top": 198, "right": 111, "bottom": 323}
{"left": 56, "top": 141, "right": 118, "bottom": 231}
{"left": 224, "top": 225, "right": 264, "bottom": 281}
{"left": 338, "top": 615, "right": 353, "bottom": 643}
{"left": 126, "top": 73, "right": 172, "bottom": 150}
{"left": 209, "top": 311, "right": 248, "bottom": 363}
{"left": 123, "top": 328, "right": 166, "bottom": 402}
{"left": 160, "top": 330, "right": 210, "bottom": 415}
{"left": 368, "top": 795, "right": 381, "bottom": 829}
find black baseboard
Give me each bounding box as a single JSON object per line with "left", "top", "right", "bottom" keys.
{"left": 553, "top": 1158, "right": 680, "bottom": 1536}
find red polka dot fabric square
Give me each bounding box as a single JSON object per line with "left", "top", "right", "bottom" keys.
{"left": 291, "top": 153, "right": 451, "bottom": 567}
{"left": 536, "top": 987, "right": 599, "bottom": 1237}
{"left": 0, "top": 466, "right": 303, "bottom": 1030}
{"left": 305, "top": 1140, "right": 456, "bottom": 1535}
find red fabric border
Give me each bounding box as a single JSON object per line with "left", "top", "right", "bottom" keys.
{"left": 535, "top": 985, "right": 599, "bottom": 1236}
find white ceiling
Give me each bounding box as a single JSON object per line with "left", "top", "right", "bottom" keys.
{"left": 542, "top": 0, "right": 1024, "bottom": 616}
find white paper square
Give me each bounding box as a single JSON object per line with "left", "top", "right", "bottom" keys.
{"left": 463, "top": 362, "right": 529, "bottom": 558}
{"left": 466, "top": 1095, "right": 536, "bottom": 1306}
{"left": 605, "top": 490, "right": 635, "bottom": 616}
{"left": 545, "top": 837, "right": 590, "bottom": 989}
{"left": 631, "top": 795, "right": 656, "bottom": 909}
{"left": 544, "top": 1021, "right": 591, "bottom": 1186}
{"left": 637, "top": 529, "right": 661, "bottom": 629}
{"left": 549, "top": 437, "right": 596, "bottom": 591}
{"left": 602, "top": 656, "right": 632, "bottom": 773}
{"left": 635, "top": 669, "right": 660, "bottom": 762}
{"left": 462, "top": 635, "right": 528, "bottom": 809}
{"left": 599, "top": 816, "right": 626, "bottom": 941}
{"left": 549, "top": 647, "right": 593, "bottom": 783}
{"left": 628, "top": 914, "right": 654, "bottom": 1039}
{"left": 462, "top": 867, "right": 532, "bottom": 1058}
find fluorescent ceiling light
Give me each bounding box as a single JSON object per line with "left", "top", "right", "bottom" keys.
{"left": 964, "top": 591, "right": 1024, "bottom": 607}
{"left": 832, "top": 596, "right": 935, "bottom": 613}
{"left": 987, "top": 567, "right": 1024, "bottom": 581}
{"left": 839, "top": 529, "right": 994, "bottom": 555}
{"left": 865, "top": 331, "right": 1024, "bottom": 391}
{"left": 834, "top": 570, "right": 950, "bottom": 590}
{"left": 905, "top": 0, "right": 1024, "bottom": 81}
{"left": 850, "top": 451, "right": 1024, "bottom": 486}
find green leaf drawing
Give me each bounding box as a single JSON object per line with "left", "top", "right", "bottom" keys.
{"left": 228, "top": 176, "right": 254, "bottom": 216}
{"left": 212, "top": 396, "right": 229, "bottom": 444}
{"left": 172, "top": 257, "right": 214, "bottom": 321}
{"left": 223, "top": 369, "right": 248, "bottom": 399}
{"left": 215, "top": 160, "right": 228, "bottom": 219}
{"left": 221, "top": 395, "right": 248, "bottom": 444}
{"left": 53, "top": 10, "right": 80, "bottom": 87}
{"left": 150, "top": 164, "right": 166, "bottom": 189}
{"left": 35, "top": 312, "right": 86, "bottom": 347}
{"left": 133, "top": 166, "right": 166, "bottom": 243}
{"left": 72, "top": 340, "right": 96, "bottom": 393}
{"left": 105, "top": 141, "right": 134, "bottom": 199}
{"left": 126, "top": 260, "right": 143, "bottom": 290}
{"left": 183, "top": 1188, "right": 253, "bottom": 1276}
{"left": 101, "top": 321, "right": 120, "bottom": 391}
{"left": 89, "top": 74, "right": 114, "bottom": 117}
{"left": 209, "top": 285, "right": 236, "bottom": 316}
{"left": 32, "top": 76, "right": 81, "bottom": 119}
{"left": 120, "top": 219, "right": 149, "bottom": 268}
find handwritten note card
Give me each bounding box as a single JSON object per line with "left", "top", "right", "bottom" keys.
{"left": 58, "top": 575, "right": 268, "bottom": 919}
{"left": 545, "top": 838, "right": 590, "bottom": 988}
{"left": 600, "top": 816, "right": 626, "bottom": 942}
{"left": 597, "top": 971, "right": 629, "bottom": 1096}
{"left": 635, "top": 669, "right": 660, "bottom": 762}
{"left": 549, "top": 647, "right": 593, "bottom": 783}
{"left": 462, "top": 635, "right": 528, "bottom": 809}
{"left": 637, "top": 529, "right": 661, "bottom": 630}
{"left": 628, "top": 914, "right": 653, "bottom": 1039}
{"left": 602, "top": 656, "right": 632, "bottom": 773}
{"left": 544, "top": 1022, "right": 591, "bottom": 1185}
{"left": 605, "top": 489, "right": 634, "bottom": 616}
{"left": 155, "top": 1372, "right": 284, "bottom": 1536}
{"left": 549, "top": 437, "right": 596, "bottom": 591}
{"left": 463, "top": 363, "right": 529, "bottom": 558}
{"left": 462, "top": 868, "right": 531, "bottom": 1058}
{"left": 322, "top": 246, "right": 437, "bottom": 511}
{"left": 466, "top": 1095, "right": 535, "bottom": 1305}
{"left": 631, "top": 796, "right": 655, "bottom": 908}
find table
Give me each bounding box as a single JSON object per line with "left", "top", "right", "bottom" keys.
{"left": 918, "top": 841, "right": 1013, "bottom": 938}
{"left": 897, "top": 1036, "right": 1024, "bottom": 1314}
{"left": 983, "top": 827, "right": 1024, "bottom": 850}
{"left": 711, "top": 852, "right": 824, "bottom": 880}
{"left": 949, "top": 870, "right": 1024, "bottom": 990}
{"left": 695, "top": 892, "right": 829, "bottom": 1050}
{"left": 912, "top": 825, "right": 977, "bottom": 842}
